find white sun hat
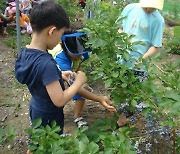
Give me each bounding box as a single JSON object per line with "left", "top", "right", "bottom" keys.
{"left": 139, "top": 0, "right": 164, "bottom": 10}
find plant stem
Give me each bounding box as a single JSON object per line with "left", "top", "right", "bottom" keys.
{"left": 172, "top": 129, "right": 176, "bottom": 154}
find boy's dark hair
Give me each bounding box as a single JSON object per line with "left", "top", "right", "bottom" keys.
{"left": 30, "top": 0, "right": 70, "bottom": 32}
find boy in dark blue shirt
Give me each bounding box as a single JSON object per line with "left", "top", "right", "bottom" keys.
{"left": 15, "top": 0, "right": 116, "bottom": 140}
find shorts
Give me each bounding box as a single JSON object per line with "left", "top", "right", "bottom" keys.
{"left": 72, "top": 84, "right": 93, "bottom": 101}
{"left": 29, "top": 105, "right": 64, "bottom": 134}
{"left": 73, "top": 94, "right": 85, "bottom": 101}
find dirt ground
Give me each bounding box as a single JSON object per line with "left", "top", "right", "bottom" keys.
{"left": 0, "top": 35, "right": 106, "bottom": 154}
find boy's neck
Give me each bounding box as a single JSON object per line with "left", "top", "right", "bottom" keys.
{"left": 28, "top": 33, "right": 48, "bottom": 52}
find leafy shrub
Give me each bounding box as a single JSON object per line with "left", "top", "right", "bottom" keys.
{"left": 26, "top": 118, "right": 136, "bottom": 154}
{"left": 0, "top": 125, "right": 16, "bottom": 143}
{"left": 0, "top": 0, "right": 7, "bottom": 10}
{"left": 56, "top": 0, "right": 82, "bottom": 22}
{"left": 4, "top": 34, "right": 31, "bottom": 50}
{"left": 163, "top": 0, "right": 180, "bottom": 20}
{"left": 82, "top": 0, "right": 180, "bottom": 153}
{"left": 162, "top": 0, "right": 180, "bottom": 26}
{"left": 168, "top": 38, "right": 180, "bottom": 54}
{"left": 168, "top": 26, "right": 180, "bottom": 54}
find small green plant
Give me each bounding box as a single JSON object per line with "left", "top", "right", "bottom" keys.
{"left": 168, "top": 26, "right": 180, "bottom": 54}
{"left": 0, "top": 0, "right": 7, "bottom": 10}
{"left": 26, "top": 118, "right": 136, "bottom": 154}
{"left": 163, "top": 0, "right": 180, "bottom": 20}
{"left": 56, "top": 0, "right": 82, "bottom": 22}
{"left": 162, "top": 0, "right": 180, "bottom": 26}
{"left": 4, "top": 34, "right": 31, "bottom": 51}
{"left": 82, "top": 0, "right": 180, "bottom": 153}
{"left": 0, "top": 125, "right": 16, "bottom": 143}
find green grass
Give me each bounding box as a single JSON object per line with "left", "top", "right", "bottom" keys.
{"left": 3, "top": 32, "right": 31, "bottom": 52}
{"left": 163, "top": 0, "right": 180, "bottom": 12}
{"left": 163, "top": 0, "right": 180, "bottom": 19}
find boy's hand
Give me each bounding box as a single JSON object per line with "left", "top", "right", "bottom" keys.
{"left": 99, "top": 96, "right": 117, "bottom": 112}
{"left": 62, "top": 71, "right": 75, "bottom": 82}
{"left": 75, "top": 71, "right": 87, "bottom": 85}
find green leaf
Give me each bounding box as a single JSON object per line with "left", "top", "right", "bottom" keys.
{"left": 128, "top": 151, "right": 136, "bottom": 154}
{"left": 51, "top": 120, "right": 57, "bottom": 128}
{"left": 25, "top": 128, "right": 32, "bottom": 134}
{"left": 121, "top": 83, "right": 127, "bottom": 88}
{"left": 79, "top": 141, "right": 87, "bottom": 153}
{"left": 174, "top": 26, "right": 180, "bottom": 38}
{"left": 105, "top": 79, "right": 112, "bottom": 88}
{"left": 80, "top": 126, "right": 89, "bottom": 133}
{"left": 54, "top": 149, "right": 65, "bottom": 154}
{"left": 119, "top": 134, "right": 125, "bottom": 143}
{"left": 52, "top": 133, "right": 61, "bottom": 139}
{"left": 73, "top": 128, "right": 79, "bottom": 138}
{"left": 38, "top": 145, "right": 44, "bottom": 151}
{"left": 163, "top": 121, "right": 174, "bottom": 127}
{"left": 104, "top": 148, "right": 113, "bottom": 154}
{"left": 88, "top": 142, "right": 99, "bottom": 153}
{"left": 112, "top": 72, "right": 119, "bottom": 78}
{"left": 99, "top": 133, "right": 107, "bottom": 140}
{"left": 0, "top": 128, "right": 5, "bottom": 136}
{"left": 92, "top": 38, "right": 107, "bottom": 48}
{"left": 164, "top": 91, "right": 180, "bottom": 101}
{"left": 28, "top": 145, "right": 37, "bottom": 151}
{"left": 6, "top": 125, "right": 15, "bottom": 135}
{"left": 80, "top": 135, "right": 89, "bottom": 145}
{"left": 51, "top": 126, "right": 61, "bottom": 133}
{"left": 34, "top": 128, "right": 46, "bottom": 134}
{"left": 131, "top": 100, "right": 137, "bottom": 107}
{"left": 32, "top": 118, "right": 42, "bottom": 129}
{"left": 123, "top": 52, "right": 130, "bottom": 60}
{"left": 45, "top": 125, "right": 51, "bottom": 134}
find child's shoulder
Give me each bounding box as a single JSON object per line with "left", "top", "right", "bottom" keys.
{"left": 55, "top": 51, "right": 69, "bottom": 60}
{"left": 22, "top": 47, "right": 50, "bottom": 58}
{"left": 151, "top": 10, "right": 165, "bottom": 25}
{"left": 123, "top": 3, "right": 140, "bottom": 14}
{"left": 21, "top": 48, "right": 55, "bottom": 69}
{"left": 125, "top": 3, "right": 139, "bottom": 9}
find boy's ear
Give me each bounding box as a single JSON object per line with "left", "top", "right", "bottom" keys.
{"left": 48, "top": 26, "right": 56, "bottom": 36}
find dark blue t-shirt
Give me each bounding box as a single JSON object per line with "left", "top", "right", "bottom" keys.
{"left": 15, "top": 48, "right": 65, "bottom": 113}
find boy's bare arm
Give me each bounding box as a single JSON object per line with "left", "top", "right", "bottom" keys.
{"left": 77, "top": 88, "right": 117, "bottom": 112}
{"left": 143, "top": 46, "right": 160, "bottom": 59}
{"left": 46, "top": 71, "right": 87, "bottom": 108}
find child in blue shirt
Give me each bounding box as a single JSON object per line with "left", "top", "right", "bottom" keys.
{"left": 55, "top": 24, "right": 116, "bottom": 128}
{"left": 15, "top": 0, "right": 116, "bottom": 140}
{"left": 117, "top": 0, "right": 165, "bottom": 70}
{"left": 116, "top": 0, "right": 165, "bottom": 127}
